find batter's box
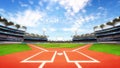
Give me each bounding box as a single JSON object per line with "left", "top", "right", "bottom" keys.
{"left": 64, "top": 51, "right": 100, "bottom": 63}
{"left": 65, "top": 51, "right": 91, "bottom": 61}
{"left": 21, "top": 51, "right": 57, "bottom": 63}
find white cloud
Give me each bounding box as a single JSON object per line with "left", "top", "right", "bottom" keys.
{"left": 44, "top": 0, "right": 90, "bottom": 16}
{"left": 39, "top": 1, "right": 43, "bottom": 6}
{"left": 55, "top": 6, "right": 60, "bottom": 10}
{"left": 29, "top": 0, "right": 34, "bottom": 5}
{"left": 46, "top": 6, "right": 49, "bottom": 10}
{"left": 0, "top": 8, "right": 5, "bottom": 14}
{"left": 56, "top": 37, "right": 64, "bottom": 41}
{"left": 42, "top": 27, "right": 47, "bottom": 31}
{"left": 98, "top": 7, "right": 105, "bottom": 10}
{"left": 19, "top": 1, "right": 29, "bottom": 7}
{"left": 62, "top": 14, "right": 99, "bottom": 33}
{"left": 84, "top": 15, "right": 96, "bottom": 22}
{"left": 62, "top": 26, "right": 79, "bottom": 32}
{"left": 9, "top": 9, "right": 44, "bottom": 27}
{"left": 81, "top": 9, "right": 86, "bottom": 13}
{"left": 41, "top": 17, "right": 59, "bottom": 24}
{"left": 57, "top": 0, "right": 90, "bottom": 15}
{"left": 41, "top": 27, "right": 56, "bottom": 32}
{"left": 49, "top": 28, "right": 56, "bottom": 32}
{"left": 43, "top": 0, "right": 48, "bottom": 2}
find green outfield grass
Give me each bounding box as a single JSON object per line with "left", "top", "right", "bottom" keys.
{"left": 0, "top": 44, "right": 31, "bottom": 56}
{"left": 35, "top": 43, "right": 85, "bottom": 48}
{"left": 89, "top": 43, "right": 120, "bottom": 56}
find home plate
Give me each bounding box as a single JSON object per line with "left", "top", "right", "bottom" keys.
{"left": 57, "top": 53, "right": 63, "bottom": 55}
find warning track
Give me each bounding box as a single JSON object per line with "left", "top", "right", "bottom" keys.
{"left": 0, "top": 44, "right": 120, "bottom": 68}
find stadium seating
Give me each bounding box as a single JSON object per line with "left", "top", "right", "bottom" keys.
{"left": 95, "top": 25, "right": 120, "bottom": 42}
{"left": 24, "top": 33, "right": 48, "bottom": 42}
{"left": 72, "top": 33, "right": 97, "bottom": 42}
{"left": 0, "top": 25, "right": 25, "bottom": 42}
{"left": 94, "top": 16, "right": 120, "bottom": 42}
{"left": 72, "top": 16, "right": 120, "bottom": 42}
{"left": 0, "top": 16, "right": 26, "bottom": 42}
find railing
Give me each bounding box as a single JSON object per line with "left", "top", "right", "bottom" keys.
{"left": 96, "top": 30, "right": 120, "bottom": 37}
{"left": 0, "top": 30, "right": 24, "bottom": 37}
{"left": 0, "top": 25, "right": 24, "bottom": 34}
{"left": 95, "top": 25, "right": 120, "bottom": 34}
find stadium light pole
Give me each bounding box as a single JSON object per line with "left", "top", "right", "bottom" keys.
{"left": 75, "top": 30, "right": 78, "bottom": 36}
{"left": 43, "top": 30, "right": 45, "bottom": 35}
{"left": 42, "top": 28, "right": 47, "bottom": 36}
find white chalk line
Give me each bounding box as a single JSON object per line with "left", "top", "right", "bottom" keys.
{"left": 76, "top": 51, "right": 99, "bottom": 63}
{"left": 30, "top": 45, "right": 48, "bottom": 52}
{"left": 63, "top": 51, "right": 82, "bottom": 68}
{"left": 63, "top": 51, "right": 100, "bottom": 68}
{"left": 75, "top": 62, "right": 82, "bottom": 68}
{"left": 21, "top": 51, "right": 44, "bottom": 63}
{"left": 21, "top": 44, "right": 100, "bottom": 68}
{"left": 38, "top": 51, "right": 57, "bottom": 68}
{"left": 39, "top": 62, "right": 46, "bottom": 68}
{"left": 72, "top": 44, "right": 90, "bottom": 51}
{"left": 21, "top": 51, "right": 57, "bottom": 68}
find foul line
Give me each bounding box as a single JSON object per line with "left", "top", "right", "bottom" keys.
{"left": 75, "top": 62, "right": 82, "bottom": 68}
{"left": 39, "top": 62, "right": 46, "bottom": 68}
{"left": 21, "top": 51, "right": 44, "bottom": 63}
{"left": 63, "top": 51, "right": 82, "bottom": 68}
{"left": 21, "top": 51, "right": 57, "bottom": 68}
{"left": 72, "top": 44, "right": 90, "bottom": 51}
{"left": 30, "top": 45, "right": 48, "bottom": 52}
{"left": 21, "top": 51, "right": 57, "bottom": 63}
{"left": 21, "top": 44, "right": 100, "bottom": 68}
{"left": 63, "top": 51, "right": 100, "bottom": 68}
{"left": 75, "top": 51, "right": 100, "bottom": 63}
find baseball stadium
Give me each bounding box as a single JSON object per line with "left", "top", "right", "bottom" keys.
{"left": 0, "top": 0, "right": 120, "bottom": 68}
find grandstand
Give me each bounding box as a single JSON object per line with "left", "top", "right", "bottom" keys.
{"left": 95, "top": 24, "right": 120, "bottom": 42}
{"left": 24, "top": 33, "right": 48, "bottom": 42}
{"left": 1, "top": 15, "right": 119, "bottom": 43}
{"left": 72, "top": 33, "right": 97, "bottom": 42}
{"left": 0, "top": 16, "right": 48, "bottom": 42}
{"left": 72, "top": 16, "right": 120, "bottom": 43}
{"left": 0, "top": 25, "right": 25, "bottom": 42}
{"left": 0, "top": 16, "right": 26, "bottom": 42}
{"left": 94, "top": 16, "right": 120, "bottom": 42}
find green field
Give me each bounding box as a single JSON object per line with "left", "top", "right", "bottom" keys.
{"left": 89, "top": 43, "right": 120, "bottom": 56}
{"left": 0, "top": 43, "right": 31, "bottom": 56}
{"left": 35, "top": 43, "right": 85, "bottom": 48}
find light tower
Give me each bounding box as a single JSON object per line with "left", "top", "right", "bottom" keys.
{"left": 75, "top": 30, "right": 78, "bottom": 36}
{"left": 42, "top": 28, "right": 46, "bottom": 36}
{"left": 43, "top": 30, "right": 45, "bottom": 36}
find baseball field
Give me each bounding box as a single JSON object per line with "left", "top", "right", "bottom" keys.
{"left": 0, "top": 43, "right": 120, "bottom": 68}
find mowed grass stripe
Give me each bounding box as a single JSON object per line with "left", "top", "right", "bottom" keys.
{"left": 89, "top": 43, "right": 120, "bottom": 56}
{"left": 35, "top": 43, "right": 85, "bottom": 48}
{"left": 0, "top": 44, "right": 31, "bottom": 56}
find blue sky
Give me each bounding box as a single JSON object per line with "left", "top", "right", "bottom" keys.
{"left": 0, "top": 0, "right": 120, "bottom": 41}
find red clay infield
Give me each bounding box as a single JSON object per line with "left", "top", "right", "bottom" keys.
{"left": 0, "top": 44, "right": 120, "bottom": 68}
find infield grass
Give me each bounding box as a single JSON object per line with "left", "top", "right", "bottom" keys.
{"left": 89, "top": 43, "right": 120, "bottom": 56}
{"left": 35, "top": 43, "right": 85, "bottom": 48}
{"left": 0, "top": 43, "right": 31, "bottom": 56}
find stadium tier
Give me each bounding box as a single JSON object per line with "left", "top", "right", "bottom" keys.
{"left": 72, "top": 16, "right": 120, "bottom": 43}
{"left": 95, "top": 25, "right": 120, "bottom": 42}
{"left": 0, "top": 25, "right": 25, "bottom": 42}
{"left": 72, "top": 33, "right": 97, "bottom": 42}
{"left": 24, "top": 33, "right": 48, "bottom": 42}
